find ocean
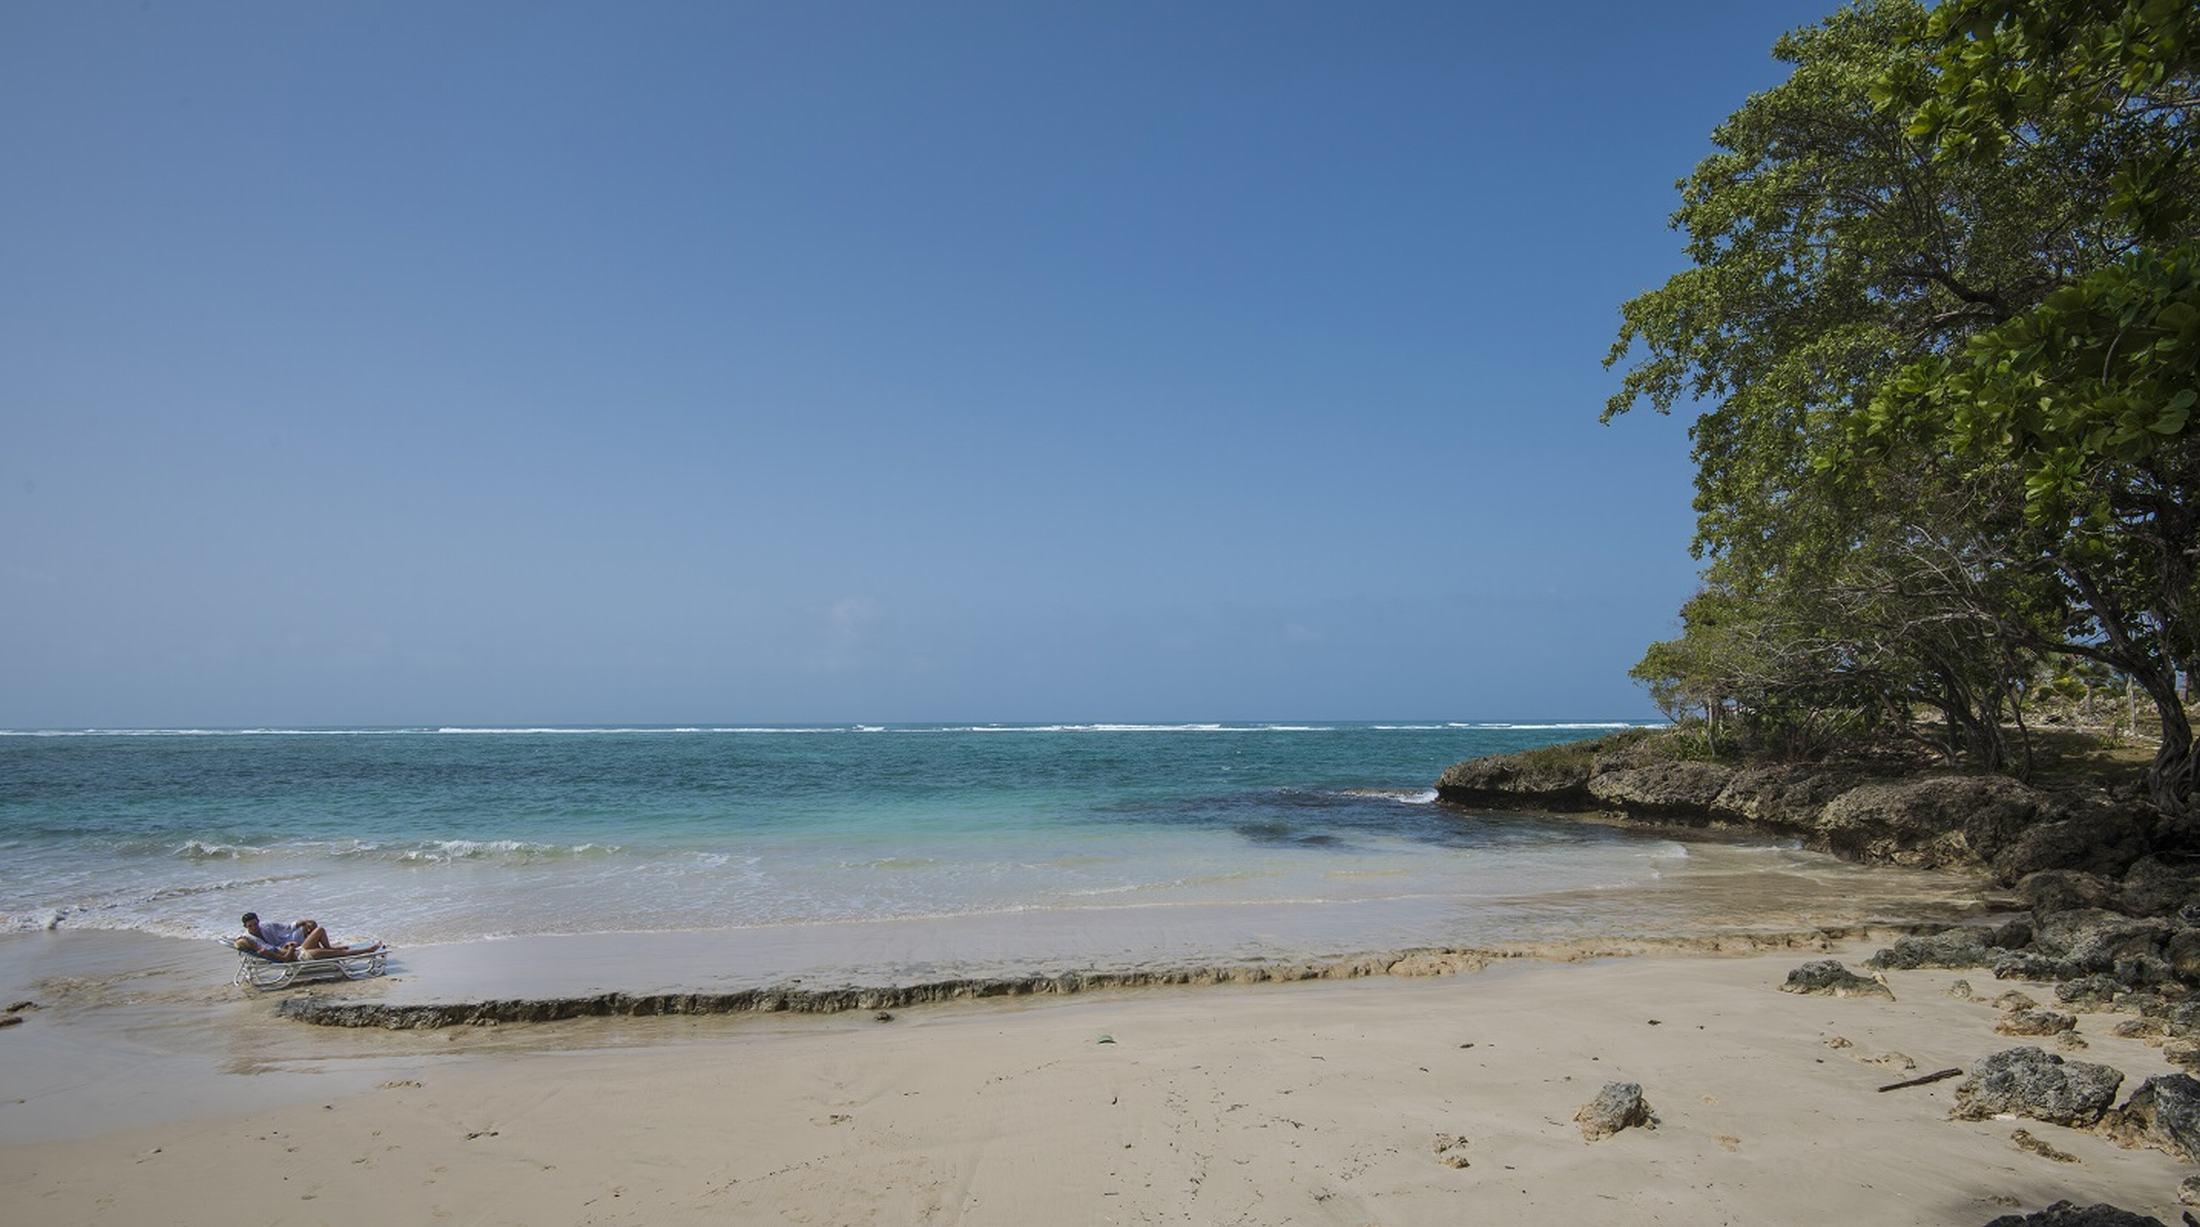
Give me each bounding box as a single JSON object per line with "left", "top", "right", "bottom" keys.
{"left": 0, "top": 723, "right": 1973, "bottom": 965}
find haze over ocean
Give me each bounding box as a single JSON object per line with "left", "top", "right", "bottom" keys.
{"left": 0, "top": 1, "right": 1845, "bottom": 729}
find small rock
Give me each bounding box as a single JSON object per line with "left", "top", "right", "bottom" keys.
{"left": 1996, "top": 1009, "right": 2079, "bottom": 1037}
{"left": 1949, "top": 979, "right": 1975, "bottom": 999}
{"left": 3, "top": 1001, "right": 36, "bottom": 1013}
{"left": 2110, "top": 1018, "right": 2166, "bottom": 1040}
{"left": 2010, "top": 1128, "right": 2078, "bottom": 1163}
{"left": 1431, "top": 1134, "right": 1471, "bottom": 1168}
{"left": 1573, "top": 1081, "right": 1657, "bottom": 1141}
{"left": 1951, "top": 1047, "right": 2123, "bottom": 1127}
{"left": 1980, "top": 1199, "right": 2167, "bottom": 1226}
{"left": 0, "top": 1016, "right": 21, "bottom": 1030}
{"left": 873, "top": 1012, "right": 894, "bottom": 1023}
{"left": 1780, "top": 960, "right": 1893, "bottom": 1000}
{"left": 1824, "top": 1036, "right": 1854, "bottom": 1049}
{"left": 2163, "top": 1040, "right": 2200, "bottom": 1071}
{"left": 1993, "top": 991, "right": 2040, "bottom": 1012}
{"left": 2180, "top": 1175, "right": 2200, "bottom": 1208}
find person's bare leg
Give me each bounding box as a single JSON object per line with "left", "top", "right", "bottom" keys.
{"left": 298, "top": 938, "right": 385, "bottom": 959}
{"left": 298, "top": 926, "right": 332, "bottom": 951}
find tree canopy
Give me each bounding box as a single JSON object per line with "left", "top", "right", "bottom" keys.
{"left": 1608, "top": 0, "right": 2199, "bottom": 813}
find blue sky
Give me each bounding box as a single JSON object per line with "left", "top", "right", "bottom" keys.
{"left": 1, "top": 1, "right": 1836, "bottom": 726}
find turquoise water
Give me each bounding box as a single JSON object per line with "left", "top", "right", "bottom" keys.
{"left": 1, "top": 722, "right": 1961, "bottom": 956}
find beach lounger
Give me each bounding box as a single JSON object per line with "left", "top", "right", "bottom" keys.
{"left": 224, "top": 941, "right": 387, "bottom": 990}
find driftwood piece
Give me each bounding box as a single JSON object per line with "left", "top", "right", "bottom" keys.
{"left": 1876, "top": 1067, "right": 1963, "bottom": 1093}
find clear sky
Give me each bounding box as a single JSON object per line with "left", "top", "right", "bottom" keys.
{"left": 1, "top": 1, "right": 1837, "bottom": 727}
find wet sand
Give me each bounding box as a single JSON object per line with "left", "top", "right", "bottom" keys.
{"left": 0, "top": 932, "right": 2189, "bottom": 1224}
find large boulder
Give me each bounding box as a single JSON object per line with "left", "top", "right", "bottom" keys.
{"left": 1813, "top": 775, "right": 2054, "bottom": 869}
{"left": 1435, "top": 751, "right": 1595, "bottom": 810}
{"left": 1867, "top": 927, "right": 2020, "bottom": 971}
{"left": 1572, "top": 1081, "right": 1657, "bottom": 1141}
{"left": 1780, "top": 960, "right": 1893, "bottom": 999}
{"left": 1950, "top": 1047, "right": 2123, "bottom": 1126}
{"left": 1587, "top": 761, "right": 1736, "bottom": 819}
{"left": 2120, "top": 857, "right": 2200, "bottom": 918}
{"left": 2032, "top": 909, "right": 2173, "bottom": 975}
{"left": 1981, "top": 1204, "right": 2165, "bottom": 1227}
{"left": 2167, "top": 929, "right": 2200, "bottom": 983}
{"left": 1991, "top": 810, "right": 2152, "bottom": 886}
{"left": 2020, "top": 870, "right": 2123, "bottom": 917}
{"left": 2101, "top": 1073, "right": 2200, "bottom": 1163}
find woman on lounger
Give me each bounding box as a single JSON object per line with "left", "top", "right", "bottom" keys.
{"left": 236, "top": 911, "right": 383, "bottom": 961}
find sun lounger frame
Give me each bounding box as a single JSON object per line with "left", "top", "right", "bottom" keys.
{"left": 224, "top": 941, "right": 387, "bottom": 990}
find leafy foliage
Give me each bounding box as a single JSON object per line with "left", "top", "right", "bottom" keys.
{"left": 1608, "top": 0, "right": 2200, "bottom": 811}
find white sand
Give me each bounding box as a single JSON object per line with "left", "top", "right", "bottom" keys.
{"left": 0, "top": 935, "right": 2189, "bottom": 1225}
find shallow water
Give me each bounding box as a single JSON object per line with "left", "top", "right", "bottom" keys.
{"left": 0, "top": 723, "right": 1979, "bottom": 958}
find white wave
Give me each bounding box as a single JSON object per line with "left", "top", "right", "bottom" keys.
{"left": 961, "top": 723, "right": 1326, "bottom": 733}
{"left": 436, "top": 727, "right": 679, "bottom": 735}
{"left": 1334, "top": 788, "right": 1439, "bottom": 804}
{"left": 172, "top": 839, "right": 269, "bottom": 860}
{"left": 1370, "top": 724, "right": 1447, "bottom": 730}
{"left": 389, "top": 840, "right": 625, "bottom": 864}
{"left": 1444, "top": 722, "right": 1645, "bottom": 731}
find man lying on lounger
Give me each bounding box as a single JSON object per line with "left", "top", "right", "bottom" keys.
{"left": 236, "top": 912, "right": 384, "bottom": 961}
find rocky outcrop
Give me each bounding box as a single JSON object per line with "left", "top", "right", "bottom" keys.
{"left": 1867, "top": 924, "right": 2030, "bottom": 971}
{"left": 2102, "top": 1073, "right": 2200, "bottom": 1163}
{"left": 1435, "top": 754, "right": 1596, "bottom": 810}
{"left": 1814, "top": 775, "right": 2055, "bottom": 869}
{"left": 1950, "top": 1047, "right": 2123, "bottom": 1126}
{"left": 1980, "top": 1204, "right": 2166, "bottom": 1227}
{"left": 1991, "top": 810, "right": 2151, "bottom": 885}
{"left": 2120, "top": 857, "right": 2200, "bottom": 917}
{"left": 1434, "top": 734, "right": 2151, "bottom": 876}
{"left": 2032, "top": 909, "right": 2175, "bottom": 976}
{"left": 1780, "top": 960, "right": 1893, "bottom": 999}
{"left": 1710, "top": 764, "right": 1858, "bottom": 827}
{"left": 1587, "top": 762, "right": 1735, "bottom": 819}
{"left": 1573, "top": 1082, "right": 1656, "bottom": 1140}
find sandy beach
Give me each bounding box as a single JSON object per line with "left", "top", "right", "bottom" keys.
{"left": 2, "top": 931, "right": 2189, "bottom": 1225}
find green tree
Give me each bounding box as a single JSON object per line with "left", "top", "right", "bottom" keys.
{"left": 1608, "top": 0, "right": 2199, "bottom": 811}
{"left": 1605, "top": 0, "right": 2065, "bottom": 769}
{"left": 1862, "top": 0, "right": 2200, "bottom": 811}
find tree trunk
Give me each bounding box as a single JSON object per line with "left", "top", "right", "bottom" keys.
{"left": 2138, "top": 670, "right": 2197, "bottom": 817}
